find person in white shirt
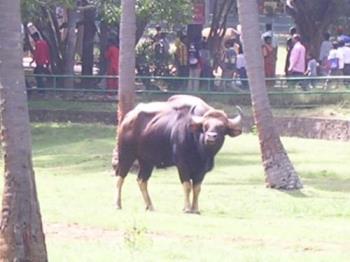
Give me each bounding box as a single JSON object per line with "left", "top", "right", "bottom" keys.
{"left": 337, "top": 40, "right": 345, "bottom": 74}
{"left": 342, "top": 42, "right": 350, "bottom": 75}
{"left": 328, "top": 41, "right": 341, "bottom": 75}
{"left": 319, "top": 32, "right": 333, "bottom": 75}
{"left": 236, "top": 44, "right": 248, "bottom": 89}
{"left": 327, "top": 41, "right": 343, "bottom": 89}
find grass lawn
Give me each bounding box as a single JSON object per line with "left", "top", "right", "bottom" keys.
{"left": 1, "top": 123, "right": 350, "bottom": 261}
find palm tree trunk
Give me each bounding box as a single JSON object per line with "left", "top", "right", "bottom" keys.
{"left": 0, "top": 0, "right": 48, "bottom": 260}
{"left": 112, "top": 0, "right": 136, "bottom": 172}
{"left": 118, "top": 0, "right": 136, "bottom": 121}
{"left": 237, "top": 0, "right": 302, "bottom": 189}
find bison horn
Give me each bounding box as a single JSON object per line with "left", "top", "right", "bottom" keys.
{"left": 228, "top": 106, "right": 243, "bottom": 126}
{"left": 190, "top": 105, "right": 197, "bottom": 115}
{"left": 190, "top": 115, "right": 204, "bottom": 132}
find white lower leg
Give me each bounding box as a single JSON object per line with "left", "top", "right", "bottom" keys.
{"left": 138, "top": 179, "right": 154, "bottom": 211}
{"left": 182, "top": 181, "right": 192, "bottom": 212}
{"left": 191, "top": 183, "right": 201, "bottom": 214}
{"left": 116, "top": 176, "right": 124, "bottom": 209}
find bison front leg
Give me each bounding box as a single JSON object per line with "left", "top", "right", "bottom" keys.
{"left": 137, "top": 179, "right": 155, "bottom": 211}
{"left": 191, "top": 183, "right": 201, "bottom": 214}
{"left": 182, "top": 181, "right": 192, "bottom": 213}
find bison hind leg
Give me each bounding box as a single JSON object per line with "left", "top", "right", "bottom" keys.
{"left": 137, "top": 162, "right": 155, "bottom": 211}
{"left": 115, "top": 155, "right": 136, "bottom": 210}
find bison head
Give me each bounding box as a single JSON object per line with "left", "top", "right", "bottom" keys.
{"left": 190, "top": 107, "right": 243, "bottom": 150}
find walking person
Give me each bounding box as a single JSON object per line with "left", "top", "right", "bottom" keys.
{"left": 337, "top": 40, "right": 345, "bottom": 75}
{"left": 262, "top": 36, "right": 275, "bottom": 87}
{"left": 343, "top": 42, "right": 350, "bottom": 76}
{"left": 327, "top": 41, "right": 345, "bottom": 89}
{"left": 105, "top": 37, "right": 120, "bottom": 90}
{"left": 221, "top": 39, "right": 237, "bottom": 90}
{"left": 236, "top": 44, "right": 248, "bottom": 90}
{"left": 262, "top": 36, "right": 275, "bottom": 77}
{"left": 305, "top": 53, "right": 319, "bottom": 89}
{"left": 288, "top": 34, "right": 307, "bottom": 90}
{"left": 30, "top": 32, "right": 51, "bottom": 92}
{"left": 328, "top": 42, "right": 340, "bottom": 75}
{"left": 342, "top": 42, "right": 350, "bottom": 86}
{"left": 261, "top": 23, "right": 278, "bottom": 77}
{"left": 319, "top": 32, "right": 333, "bottom": 76}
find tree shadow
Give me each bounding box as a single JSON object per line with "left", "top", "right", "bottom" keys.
{"left": 280, "top": 189, "right": 308, "bottom": 198}
{"left": 304, "top": 177, "right": 350, "bottom": 193}
{"left": 216, "top": 155, "right": 261, "bottom": 167}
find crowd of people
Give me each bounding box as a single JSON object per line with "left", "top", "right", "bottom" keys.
{"left": 262, "top": 24, "right": 350, "bottom": 90}
{"left": 28, "top": 23, "right": 350, "bottom": 92}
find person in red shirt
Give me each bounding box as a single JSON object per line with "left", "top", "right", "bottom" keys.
{"left": 30, "top": 32, "right": 51, "bottom": 91}
{"left": 105, "top": 37, "right": 120, "bottom": 90}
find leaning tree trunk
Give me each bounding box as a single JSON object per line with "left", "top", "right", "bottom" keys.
{"left": 237, "top": 0, "right": 302, "bottom": 189}
{"left": 112, "top": 0, "right": 136, "bottom": 172}
{"left": 0, "top": 0, "right": 48, "bottom": 261}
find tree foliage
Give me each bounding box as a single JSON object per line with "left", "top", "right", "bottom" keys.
{"left": 94, "top": 0, "right": 191, "bottom": 27}
{"left": 286, "top": 0, "right": 350, "bottom": 55}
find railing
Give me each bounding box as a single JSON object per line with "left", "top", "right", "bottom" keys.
{"left": 25, "top": 73, "right": 350, "bottom": 96}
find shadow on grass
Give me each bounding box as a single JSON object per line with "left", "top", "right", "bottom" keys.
{"left": 216, "top": 157, "right": 260, "bottom": 167}
{"left": 280, "top": 189, "right": 308, "bottom": 198}
{"left": 304, "top": 178, "right": 350, "bottom": 193}
{"left": 299, "top": 170, "right": 350, "bottom": 193}
{"left": 32, "top": 123, "right": 114, "bottom": 151}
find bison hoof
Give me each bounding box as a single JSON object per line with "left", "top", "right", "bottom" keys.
{"left": 183, "top": 208, "right": 201, "bottom": 215}
{"left": 183, "top": 207, "right": 192, "bottom": 214}
{"left": 191, "top": 210, "right": 201, "bottom": 215}
{"left": 146, "top": 206, "right": 155, "bottom": 211}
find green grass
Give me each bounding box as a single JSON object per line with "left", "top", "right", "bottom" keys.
{"left": 1, "top": 123, "right": 350, "bottom": 261}
{"left": 29, "top": 100, "right": 117, "bottom": 112}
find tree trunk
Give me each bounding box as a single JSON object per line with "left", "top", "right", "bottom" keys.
{"left": 0, "top": 0, "right": 48, "bottom": 261}
{"left": 118, "top": 0, "right": 136, "bottom": 122}
{"left": 81, "top": 6, "right": 97, "bottom": 88}
{"left": 136, "top": 16, "right": 149, "bottom": 45}
{"left": 112, "top": 0, "right": 136, "bottom": 172}
{"left": 98, "top": 21, "right": 109, "bottom": 76}
{"left": 237, "top": 0, "right": 302, "bottom": 190}
{"left": 207, "top": 0, "right": 235, "bottom": 69}
{"left": 63, "top": 8, "right": 78, "bottom": 88}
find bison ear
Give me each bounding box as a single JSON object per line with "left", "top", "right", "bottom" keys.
{"left": 190, "top": 116, "right": 203, "bottom": 132}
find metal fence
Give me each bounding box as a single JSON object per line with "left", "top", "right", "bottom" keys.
{"left": 25, "top": 73, "right": 350, "bottom": 96}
